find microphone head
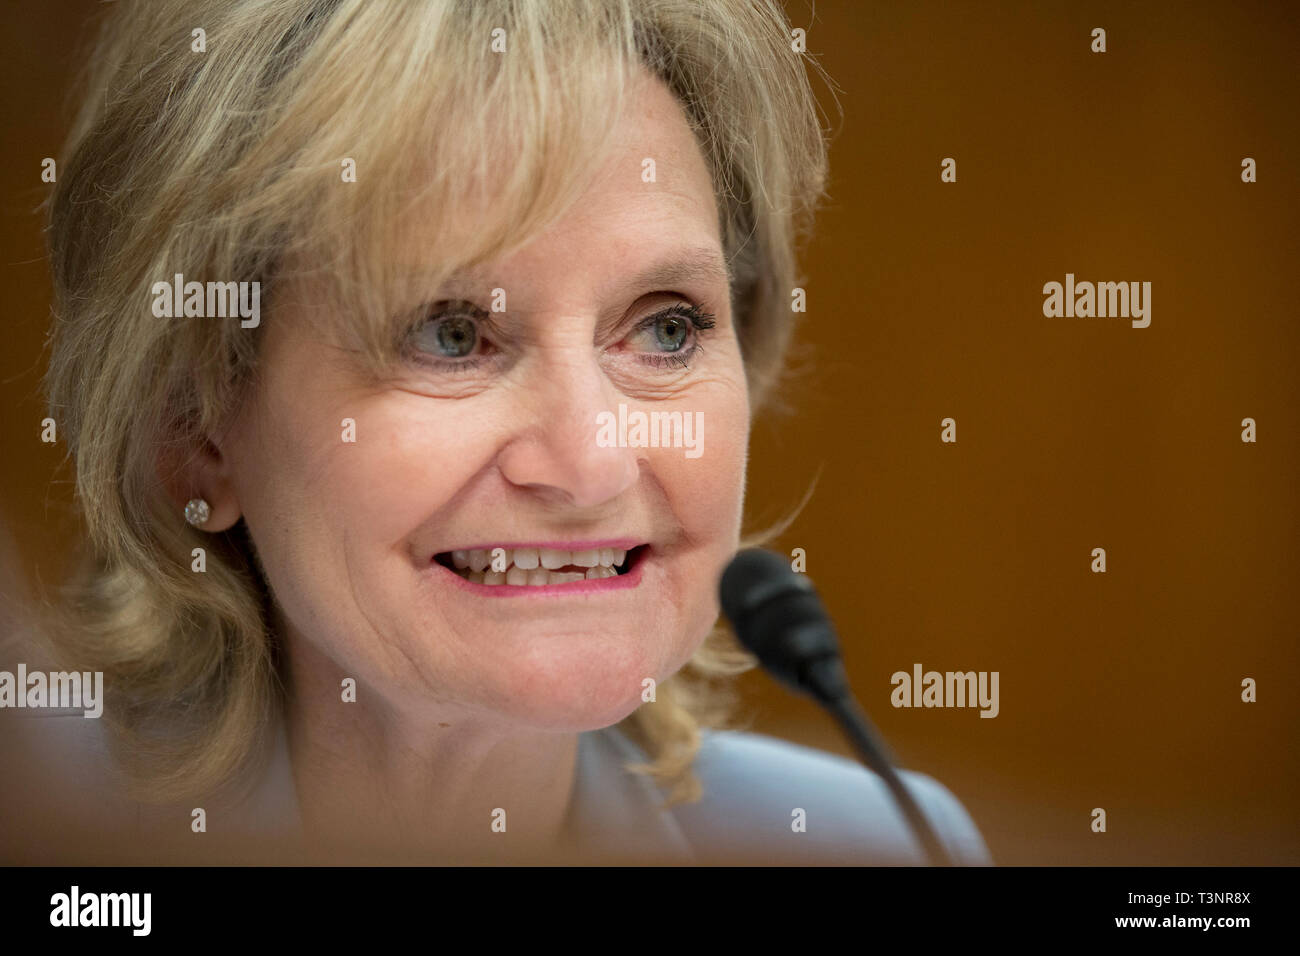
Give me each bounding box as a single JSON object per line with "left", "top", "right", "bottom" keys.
{"left": 718, "top": 548, "right": 844, "bottom": 699}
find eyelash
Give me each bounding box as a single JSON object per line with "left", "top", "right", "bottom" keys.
{"left": 406, "top": 301, "right": 718, "bottom": 373}
{"left": 632, "top": 302, "right": 716, "bottom": 369}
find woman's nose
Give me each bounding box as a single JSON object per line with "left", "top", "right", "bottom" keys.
{"left": 494, "top": 355, "right": 639, "bottom": 510}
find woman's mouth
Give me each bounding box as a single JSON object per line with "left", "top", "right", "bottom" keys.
{"left": 432, "top": 543, "right": 649, "bottom": 592}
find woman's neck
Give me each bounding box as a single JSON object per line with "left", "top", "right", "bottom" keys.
{"left": 279, "top": 628, "right": 580, "bottom": 863}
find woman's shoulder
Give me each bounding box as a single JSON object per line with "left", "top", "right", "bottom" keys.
{"left": 0, "top": 706, "right": 147, "bottom": 860}
{"left": 669, "top": 727, "right": 993, "bottom": 865}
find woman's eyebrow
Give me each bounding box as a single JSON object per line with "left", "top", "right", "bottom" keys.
{"left": 626, "top": 247, "right": 732, "bottom": 293}
{"left": 409, "top": 245, "right": 732, "bottom": 302}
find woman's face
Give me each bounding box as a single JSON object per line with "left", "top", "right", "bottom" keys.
{"left": 221, "top": 74, "right": 751, "bottom": 731}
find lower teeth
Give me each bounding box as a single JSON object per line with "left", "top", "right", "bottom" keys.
{"left": 457, "top": 566, "right": 621, "bottom": 586}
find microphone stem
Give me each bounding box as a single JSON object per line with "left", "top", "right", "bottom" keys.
{"left": 821, "top": 688, "right": 955, "bottom": 867}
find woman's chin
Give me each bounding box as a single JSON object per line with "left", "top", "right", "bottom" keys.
{"left": 473, "top": 685, "right": 656, "bottom": 734}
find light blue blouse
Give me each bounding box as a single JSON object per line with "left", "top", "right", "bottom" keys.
{"left": 14, "top": 711, "right": 993, "bottom": 865}
{"left": 189, "top": 715, "right": 994, "bottom": 864}
{"left": 568, "top": 723, "right": 993, "bottom": 864}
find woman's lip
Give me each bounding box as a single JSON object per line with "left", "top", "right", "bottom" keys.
{"left": 436, "top": 538, "right": 643, "bottom": 553}
{"left": 429, "top": 550, "right": 646, "bottom": 597}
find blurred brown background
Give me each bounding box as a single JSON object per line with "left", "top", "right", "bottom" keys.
{"left": 2, "top": 1, "right": 1297, "bottom": 864}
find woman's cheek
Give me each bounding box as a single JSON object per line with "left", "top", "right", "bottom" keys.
{"left": 321, "top": 397, "right": 501, "bottom": 543}
{"left": 665, "top": 379, "right": 750, "bottom": 553}
{"left": 704, "top": 375, "right": 751, "bottom": 527}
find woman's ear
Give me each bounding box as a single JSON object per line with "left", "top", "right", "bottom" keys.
{"left": 156, "top": 435, "right": 242, "bottom": 532}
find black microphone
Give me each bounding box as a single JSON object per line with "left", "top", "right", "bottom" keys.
{"left": 719, "top": 548, "right": 955, "bottom": 866}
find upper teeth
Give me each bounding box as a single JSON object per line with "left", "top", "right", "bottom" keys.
{"left": 448, "top": 547, "right": 629, "bottom": 585}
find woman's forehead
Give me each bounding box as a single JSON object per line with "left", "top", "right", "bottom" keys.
{"left": 368, "top": 76, "right": 725, "bottom": 294}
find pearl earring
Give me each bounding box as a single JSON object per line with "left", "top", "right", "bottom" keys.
{"left": 184, "top": 498, "right": 211, "bottom": 528}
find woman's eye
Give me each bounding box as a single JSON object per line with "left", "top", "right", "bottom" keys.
{"left": 627, "top": 303, "right": 717, "bottom": 366}
{"left": 426, "top": 314, "right": 477, "bottom": 357}
{"left": 650, "top": 313, "right": 690, "bottom": 351}
{"left": 409, "top": 306, "right": 483, "bottom": 360}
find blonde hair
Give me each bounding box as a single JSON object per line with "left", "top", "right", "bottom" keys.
{"left": 42, "top": 0, "right": 829, "bottom": 809}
